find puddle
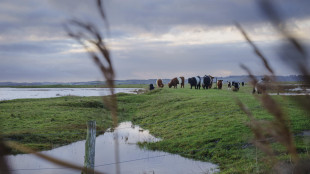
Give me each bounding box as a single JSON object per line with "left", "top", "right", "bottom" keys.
{"left": 6, "top": 122, "right": 219, "bottom": 174}
{"left": 302, "top": 130, "right": 310, "bottom": 136}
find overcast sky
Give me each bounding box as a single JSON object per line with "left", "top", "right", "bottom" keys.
{"left": 1, "top": 0, "right": 310, "bottom": 82}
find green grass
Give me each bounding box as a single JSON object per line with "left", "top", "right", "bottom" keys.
{"left": 0, "top": 93, "right": 147, "bottom": 153}
{"left": 1, "top": 85, "right": 309, "bottom": 173}
{"left": 130, "top": 86, "right": 310, "bottom": 173}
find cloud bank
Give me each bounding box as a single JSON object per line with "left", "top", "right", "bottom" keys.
{"left": 0, "top": 0, "right": 309, "bottom": 82}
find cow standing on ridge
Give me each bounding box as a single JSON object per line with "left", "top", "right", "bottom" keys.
{"left": 202, "top": 75, "right": 210, "bottom": 89}
{"left": 168, "top": 77, "right": 184, "bottom": 88}
{"left": 178, "top": 76, "right": 185, "bottom": 88}
{"left": 156, "top": 79, "right": 164, "bottom": 88}
{"left": 195, "top": 76, "right": 201, "bottom": 89}
{"left": 232, "top": 82, "right": 240, "bottom": 91}
{"left": 188, "top": 77, "right": 197, "bottom": 89}
{"left": 188, "top": 76, "right": 201, "bottom": 89}
{"left": 217, "top": 80, "right": 223, "bottom": 89}
{"left": 168, "top": 77, "right": 179, "bottom": 88}
{"left": 208, "top": 76, "right": 214, "bottom": 89}
{"left": 202, "top": 75, "right": 214, "bottom": 89}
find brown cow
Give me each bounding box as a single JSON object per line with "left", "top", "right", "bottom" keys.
{"left": 179, "top": 76, "right": 185, "bottom": 88}
{"left": 168, "top": 77, "right": 184, "bottom": 88}
{"left": 217, "top": 80, "right": 223, "bottom": 89}
{"left": 168, "top": 77, "right": 178, "bottom": 88}
{"left": 156, "top": 79, "right": 164, "bottom": 88}
{"left": 208, "top": 76, "right": 214, "bottom": 89}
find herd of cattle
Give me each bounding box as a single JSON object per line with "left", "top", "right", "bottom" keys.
{"left": 151, "top": 76, "right": 245, "bottom": 91}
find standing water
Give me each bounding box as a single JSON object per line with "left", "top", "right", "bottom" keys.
{"left": 6, "top": 122, "right": 219, "bottom": 174}
{"left": 0, "top": 88, "right": 142, "bottom": 101}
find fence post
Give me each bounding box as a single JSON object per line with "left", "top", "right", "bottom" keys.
{"left": 82, "top": 120, "right": 96, "bottom": 174}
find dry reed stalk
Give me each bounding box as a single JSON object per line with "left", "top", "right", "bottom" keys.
{"left": 65, "top": 3, "right": 117, "bottom": 128}
{"left": 236, "top": 23, "right": 275, "bottom": 76}
{"left": 259, "top": 0, "right": 310, "bottom": 115}
{"left": 237, "top": 0, "right": 310, "bottom": 172}
{"left": 65, "top": 0, "right": 120, "bottom": 173}
{"left": 238, "top": 27, "right": 299, "bottom": 171}
{"left": 237, "top": 22, "right": 283, "bottom": 94}
{"left": 0, "top": 1, "right": 119, "bottom": 174}
{"left": 0, "top": 139, "right": 10, "bottom": 174}
{"left": 236, "top": 99, "right": 275, "bottom": 159}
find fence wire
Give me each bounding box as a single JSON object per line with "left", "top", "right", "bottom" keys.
{"left": 4, "top": 103, "right": 309, "bottom": 173}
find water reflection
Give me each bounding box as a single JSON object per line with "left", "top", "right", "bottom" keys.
{"left": 0, "top": 88, "right": 142, "bottom": 101}
{"left": 6, "top": 122, "right": 219, "bottom": 174}
{"left": 269, "top": 86, "right": 310, "bottom": 96}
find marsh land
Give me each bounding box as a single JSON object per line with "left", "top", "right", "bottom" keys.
{"left": 1, "top": 84, "right": 309, "bottom": 173}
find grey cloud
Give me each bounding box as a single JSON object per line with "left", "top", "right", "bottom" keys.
{"left": 45, "top": 0, "right": 310, "bottom": 36}
{"left": 2, "top": 0, "right": 310, "bottom": 37}
{"left": 111, "top": 41, "right": 297, "bottom": 80}
{"left": 0, "top": 0, "right": 309, "bottom": 82}
{"left": 0, "top": 40, "right": 75, "bottom": 55}
{"left": 0, "top": 53, "right": 101, "bottom": 82}
{"left": 104, "top": 0, "right": 310, "bottom": 34}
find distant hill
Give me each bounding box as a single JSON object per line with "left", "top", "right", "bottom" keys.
{"left": 0, "top": 75, "right": 305, "bottom": 86}
{"left": 211, "top": 75, "right": 304, "bottom": 83}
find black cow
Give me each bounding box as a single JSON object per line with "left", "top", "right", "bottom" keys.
{"left": 188, "top": 76, "right": 201, "bottom": 89}
{"left": 241, "top": 82, "right": 245, "bottom": 86}
{"left": 202, "top": 75, "right": 211, "bottom": 89}
{"left": 149, "top": 84, "right": 155, "bottom": 90}
{"left": 227, "top": 81, "right": 231, "bottom": 89}
{"left": 232, "top": 82, "right": 240, "bottom": 91}
{"left": 188, "top": 77, "right": 196, "bottom": 89}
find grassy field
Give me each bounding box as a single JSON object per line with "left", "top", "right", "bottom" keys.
{"left": 1, "top": 84, "right": 309, "bottom": 173}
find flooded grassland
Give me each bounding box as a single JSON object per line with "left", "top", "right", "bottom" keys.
{"left": 1, "top": 85, "right": 310, "bottom": 173}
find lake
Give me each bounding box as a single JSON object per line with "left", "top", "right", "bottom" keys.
{"left": 269, "top": 86, "right": 310, "bottom": 96}
{"left": 0, "top": 88, "right": 142, "bottom": 101}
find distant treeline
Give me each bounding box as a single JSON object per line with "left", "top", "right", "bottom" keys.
{"left": 0, "top": 75, "right": 306, "bottom": 87}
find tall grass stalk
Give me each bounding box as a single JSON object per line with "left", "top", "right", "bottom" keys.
{"left": 237, "top": 0, "right": 309, "bottom": 172}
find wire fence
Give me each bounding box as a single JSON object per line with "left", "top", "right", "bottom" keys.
{"left": 3, "top": 103, "right": 310, "bottom": 173}
{"left": 7, "top": 141, "right": 248, "bottom": 172}
{"left": 8, "top": 137, "right": 279, "bottom": 173}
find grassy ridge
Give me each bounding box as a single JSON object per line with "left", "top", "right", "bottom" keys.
{"left": 130, "top": 86, "right": 310, "bottom": 173}
{"left": 1, "top": 85, "right": 309, "bottom": 173}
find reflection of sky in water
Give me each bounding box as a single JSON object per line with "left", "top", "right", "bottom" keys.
{"left": 0, "top": 88, "right": 141, "bottom": 101}
{"left": 269, "top": 86, "right": 310, "bottom": 96}
{"left": 269, "top": 93, "right": 310, "bottom": 96}
{"left": 6, "top": 122, "right": 219, "bottom": 174}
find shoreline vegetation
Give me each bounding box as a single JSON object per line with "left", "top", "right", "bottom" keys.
{"left": 1, "top": 84, "right": 310, "bottom": 173}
